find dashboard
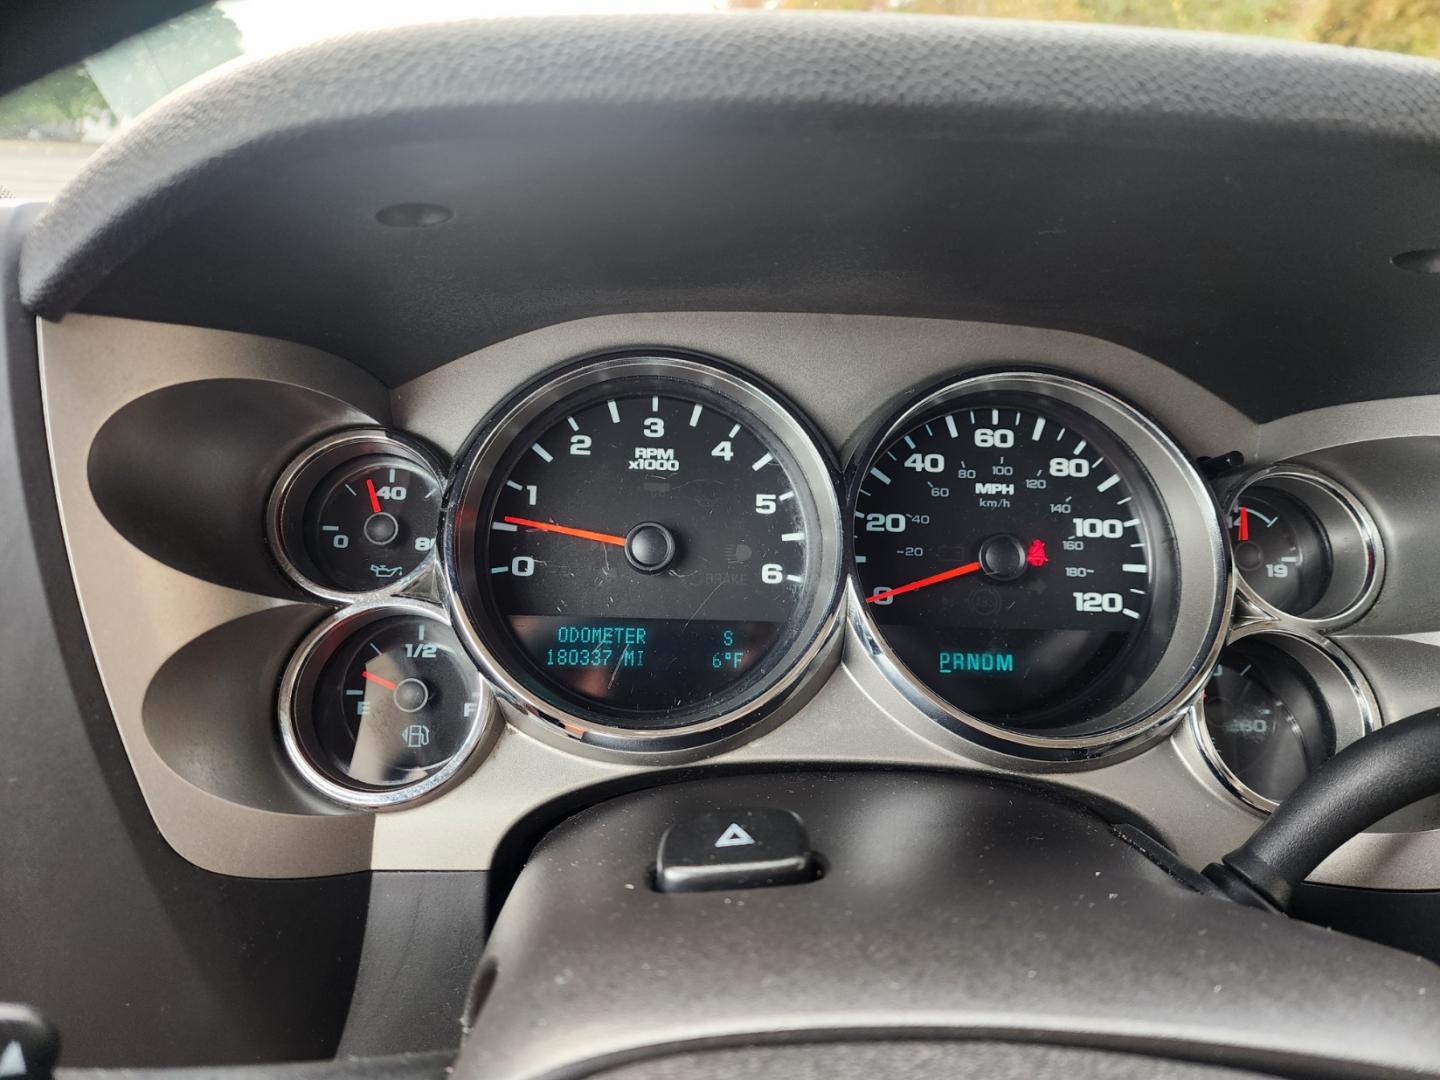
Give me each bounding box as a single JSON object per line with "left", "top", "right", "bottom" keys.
{"left": 38, "top": 307, "right": 1432, "bottom": 884}
{"left": 12, "top": 12, "right": 1440, "bottom": 1074}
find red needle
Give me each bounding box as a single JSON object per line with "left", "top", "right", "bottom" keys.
{"left": 1238, "top": 506, "right": 1250, "bottom": 542}
{"left": 365, "top": 478, "right": 382, "bottom": 514}
{"left": 361, "top": 670, "right": 398, "bottom": 690}
{"left": 866, "top": 561, "right": 983, "bottom": 604}
{"left": 503, "top": 516, "right": 626, "bottom": 547}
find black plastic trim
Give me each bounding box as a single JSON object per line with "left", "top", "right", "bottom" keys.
{"left": 1214, "top": 709, "right": 1440, "bottom": 910}
{"left": 21, "top": 18, "right": 1440, "bottom": 420}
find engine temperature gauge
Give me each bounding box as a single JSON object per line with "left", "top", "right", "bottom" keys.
{"left": 269, "top": 429, "right": 446, "bottom": 601}
{"left": 1194, "top": 627, "right": 1377, "bottom": 812}
{"left": 279, "top": 602, "right": 493, "bottom": 807}
{"left": 1201, "top": 638, "right": 1333, "bottom": 805}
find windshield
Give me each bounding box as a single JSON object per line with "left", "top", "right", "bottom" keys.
{"left": 4, "top": 0, "right": 1439, "bottom": 199}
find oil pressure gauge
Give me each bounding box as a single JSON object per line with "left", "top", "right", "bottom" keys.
{"left": 268, "top": 428, "right": 446, "bottom": 602}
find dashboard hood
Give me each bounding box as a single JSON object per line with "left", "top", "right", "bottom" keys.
{"left": 19, "top": 14, "right": 1440, "bottom": 419}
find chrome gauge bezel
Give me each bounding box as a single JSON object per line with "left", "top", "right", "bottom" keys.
{"left": 266, "top": 427, "right": 448, "bottom": 604}
{"left": 1190, "top": 621, "right": 1378, "bottom": 814}
{"left": 277, "top": 599, "right": 495, "bottom": 809}
{"left": 442, "top": 353, "right": 846, "bottom": 758}
{"left": 1224, "top": 464, "right": 1384, "bottom": 631}
{"left": 845, "top": 370, "right": 1232, "bottom": 762}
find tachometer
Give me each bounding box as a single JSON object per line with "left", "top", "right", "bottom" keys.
{"left": 848, "top": 372, "right": 1229, "bottom": 757}
{"left": 445, "top": 355, "right": 843, "bottom": 753}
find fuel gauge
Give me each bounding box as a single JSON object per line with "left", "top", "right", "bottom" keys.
{"left": 279, "top": 602, "right": 494, "bottom": 808}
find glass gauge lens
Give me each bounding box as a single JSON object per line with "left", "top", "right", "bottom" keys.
{"left": 852, "top": 391, "right": 1179, "bottom": 731}
{"left": 270, "top": 429, "right": 446, "bottom": 601}
{"left": 305, "top": 456, "right": 441, "bottom": 592}
{"left": 1230, "top": 488, "right": 1332, "bottom": 616}
{"left": 299, "top": 614, "right": 486, "bottom": 790}
{"left": 456, "top": 364, "right": 839, "bottom": 733}
{"left": 1203, "top": 639, "right": 1334, "bottom": 803}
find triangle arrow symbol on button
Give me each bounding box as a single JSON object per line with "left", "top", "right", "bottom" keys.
{"left": 0, "top": 1040, "right": 27, "bottom": 1079}
{"left": 714, "top": 822, "right": 756, "bottom": 848}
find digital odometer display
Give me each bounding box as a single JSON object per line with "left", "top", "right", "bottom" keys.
{"left": 852, "top": 389, "right": 1179, "bottom": 732}
{"left": 457, "top": 362, "right": 838, "bottom": 734}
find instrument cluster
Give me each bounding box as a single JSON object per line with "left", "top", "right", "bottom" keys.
{"left": 266, "top": 352, "right": 1386, "bottom": 812}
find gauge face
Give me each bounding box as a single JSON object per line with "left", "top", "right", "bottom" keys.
{"left": 1202, "top": 639, "right": 1334, "bottom": 804}
{"left": 849, "top": 376, "right": 1216, "bottom": 747}
{"left": 285, "top": 610, "right": 488, "bottom": 800}
{"left": 1227, "top": 467, "right": 1382, "bottom": 628}
{"left": 1230, "top": 488, "right": 1331, "bottom": 616}
{"left": 853, "top": 394, "right": 1175, "bottom": 727}
{"left": 304, "top": 456, "right": 440, "bottom": 593}
{"left": 448, "top": 358, "right": 842, "bottom": 741}
{"left": 270, "top": 430, "right": 445, "bottom": 600}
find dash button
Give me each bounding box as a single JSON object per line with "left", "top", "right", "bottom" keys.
{"left": 655, "top": 808, "right": 819, "bottom": 893}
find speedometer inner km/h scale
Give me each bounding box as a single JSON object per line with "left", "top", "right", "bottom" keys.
{"left": 850, "top": 372, "right": 1226, "bottom": 756}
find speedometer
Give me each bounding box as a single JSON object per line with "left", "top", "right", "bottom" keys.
{"left": 445, "top": 354, "right": 843, "bottom": 754}
{"left": 848, "top": 372, "right": 1229, "bottom": 757}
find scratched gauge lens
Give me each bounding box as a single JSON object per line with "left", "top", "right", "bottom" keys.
{"left": 303, "top": 456, "right": 440, "bottom": 592}
{"left": 847, "top": 372, "right": 1228, "bottom": 750}
{"left": 268, "top": 429, "right": 446, "bottom": 601}
{"left": 279, "top": 604, "right": 493, "bottom": 807}
{"left": 445, "top": 356, "right": 843, "bottom": 746}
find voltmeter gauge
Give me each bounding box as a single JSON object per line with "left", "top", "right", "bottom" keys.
{"left": 268, "top": 429, "right": 446, "bottom": 602}
{"left": 278, "top": 601, "right": 494, "bottom": 808}
{"left": 1227, "top": 465, "right": 1383, "bottom": 629}
{"left": 1230, "top": 488, "right": 1331, "bottom": 615}
{"left": 846, "top": 371, "right": 1228, "bottom": 759}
